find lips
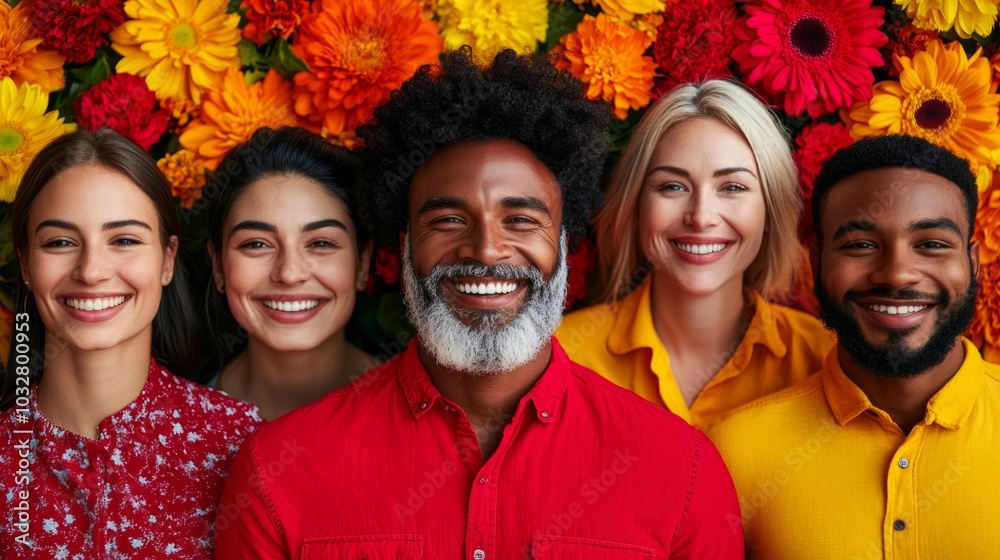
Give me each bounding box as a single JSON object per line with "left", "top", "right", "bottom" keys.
{"left": 261, "top": 299, "right": 321, "bottom": 313}
{"left": 854, "top": 299, "right": 935, "bottom": 331}
{"left": 668, "top": 237, "right": 735, "bottom": 264}
{"left": 59, "top": 293, "right": 132, "bottom": 322}
{"left": 453, "top": 280, "right": 520, "bottom": 295}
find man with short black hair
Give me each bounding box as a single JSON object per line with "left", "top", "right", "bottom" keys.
{"left": 710, "top": 135, "right": 999, "bottom": 558}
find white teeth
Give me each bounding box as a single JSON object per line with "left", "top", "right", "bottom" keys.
{"left": 262, "top": 300, "right": 321, "bottom": 312}
{"left": 65, "top": 296, "right": 127, "bottom": 311}
{"left": 867, "top": 304, "right": 927, "bottom": 315}
{"left": 455, "top": 281, "right": 518, "bottom": 295}
{"left": 674, "top": 242, "right": 727, "bottom": 255}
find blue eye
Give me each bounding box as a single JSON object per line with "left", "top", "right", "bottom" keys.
{"left": 658, "top": 183, "right": 686, "bottom": 192}
{"left": 721, "top": 183, "right": 748, "bottom": 193}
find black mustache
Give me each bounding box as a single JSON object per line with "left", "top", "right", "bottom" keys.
{"left": 842, "top": 287, "right": 945, "bottom": 305}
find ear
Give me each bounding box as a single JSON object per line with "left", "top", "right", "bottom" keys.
{"left": 356, "top": 240, "right": 373, "bottom": 291}
{"left": 970, "top": 239, "right": 981, "bottom": 278}
{"left": 17, "top": 249, "right": 30, "bottom": 291}
{"left": 207, "top": 242, "right": 225, "bottom": 293}
{"left": 162, "top": 235, "right": 179, "bottom": 285}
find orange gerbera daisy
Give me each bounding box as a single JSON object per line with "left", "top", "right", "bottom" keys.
{"left": 847, "top": 39, "right": 1000, "bottom": 193}
{"left": 0, "top": 2, "right": 65, "bottom": 92}
{"left": 975, "top": 173, "right": 1000, "bottom": 264}
{"left": 291, "top": 0, "right": 443, "bottom": 136}
{"left": 179, "top": 69, "right": 301, "bottom": 170}
{"left": 554, "top": 13, "right": 655, "bottom": 119}
{"left": 973, "top": 260, "right": 1000, "bottom": 354}
{"left": 110, "top": 0, "right": 241, "bottom": 104}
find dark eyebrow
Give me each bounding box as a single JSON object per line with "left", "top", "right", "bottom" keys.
{"left": 501, "top": 197, "right": 551, "bottom": 217}
{"left": 832, "top": 220, "right": 877, "bottom": 241}
{"left": 714, "top": 167, "right": 757, "bottom": 179}
{"left": 104, "top": 219, "right": 152, "bottom": 231}
{"left": 35, "top": 219, "right": 77, "bottom": 233}
{"left": 231, "top": 220, "right": 277, "bottom": 235}
{"left": 418, "top": 197, "right": 467, "bottom": 215}
{"left": 910, "top": 218, "right": 962, "bottom": 237}
{"left": 303, "top": 219, "right": 348, "bottom": 233}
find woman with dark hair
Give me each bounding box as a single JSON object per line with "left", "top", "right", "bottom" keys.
{"left": 206, "top": 126, "right": 373, "bottom": 420}
{"left": 0, "top": 129, "right": 262, "bottom": 559}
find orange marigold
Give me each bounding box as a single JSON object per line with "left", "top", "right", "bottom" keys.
{"left": 888, "top": 23, "right": 938, "bottom": 75}
{"left": 241, "top": 0, "right": 310, "bottom": 45}
{"left": 0, "top": 2, "right": 65, "bottom": 92}
{"left": 158, "top": 149, "right": 206, "bottom": 209}
{"left": 554, "top": 13, "right": 655, "bottom": 119}
{"left": 161, "top": 96, "right": 201, "bottom": 133}
{"left": 179, "top": 69, "right": 300, "bottom": 170}
{"left": 974, "top": 260, "right": 1000, "bottom": 353}
{"left": 291, "top": 0, "right": 443, "bottom": 135}
{"left": 976, "top": 173, "right": 1000, "bottom": 264}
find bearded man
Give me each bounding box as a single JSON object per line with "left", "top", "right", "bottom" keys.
{"left": 710, "top": 135, "right": 1000, "bottom": 559}
{"left": 215, "top": 48, "right": 743, "bottom": 559}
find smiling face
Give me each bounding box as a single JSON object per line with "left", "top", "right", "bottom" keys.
{"left": 21, "top": 163, "right": 176, "bottom": 354}
{"left": 403, "top": 139, "right": 567, "bottom": 374}
{"left": 816, "top": 167, "right": 979, "bottom": 378}
{"left": 213, "top": 174, "right": 368, "bottom": 352}
{"left": 638, "top": 118, "right": 767, "bottom": 296}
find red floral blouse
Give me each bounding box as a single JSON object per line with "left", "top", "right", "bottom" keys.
{"left": 0, "top": 359, "right": 262, "bottom": 559}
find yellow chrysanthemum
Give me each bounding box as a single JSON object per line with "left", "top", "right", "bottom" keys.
{"left": 179, "top": 68, "right": 301, "bottom": 170}
{"left": 0, "top": 2, "right": 65, "bottom": 92}
{"left": 554, "top": 13, "right": 655, "bottom": 119}
{"left": 894, "top": 0, "right": 1000, "bottom": 39}
{"left": 110, "top": 0, "right": 241, "bottom": 104}
{"left": 595, "top": 0, "right": 665, "bottom": 19}
{"left": 157, "top": 149, "right": 205, "bottom": 209}
{"left": 606, "top": 11, "right": 663, "bottom": 42}
{"left": 437, "top": 0, "right": 548, "bottom": 52}
{"left": 846, "top": 39, "right": 1000, "bottom": 193}
{"left": 0, "top": 77, "right": 74, "bottom": 202}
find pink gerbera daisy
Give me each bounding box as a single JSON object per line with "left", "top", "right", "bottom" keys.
{"left": 733, "top": 0, "right": 887, "bottom": 117}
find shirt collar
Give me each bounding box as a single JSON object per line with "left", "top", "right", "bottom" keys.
{"left": 398, "top": 336, "right": 570, "bottom": 424}
{"left": 822, "top": 338, "right": 986, "bottom": 429}
{"left": 607, "top": 280, "right": 787, "bottom": 363}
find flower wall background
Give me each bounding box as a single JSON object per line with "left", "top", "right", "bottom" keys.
{"left": 1, "top": 0, "right": 999, "bottom": 370}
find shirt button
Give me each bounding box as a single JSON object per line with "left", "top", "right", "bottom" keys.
{"left": 479, "top": 476, "right": 488, "bottom": 484}
{"left": 540, "top": 411, "right": 549, "bottom": 419}
{"left": 419, "top": 402, "right": 428, "bottom": 410}
{"left": 473, "top": 549, "right": 486, "bottom": 560}
{"left": 898, "top": 458, "right": 910, "bottom": 468}
{"left": 893, "top": 520, "right": 906, "bottom": 531}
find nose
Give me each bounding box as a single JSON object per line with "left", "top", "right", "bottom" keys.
{"left": 456, "top": 222, "right": 512, "bottom": 265}
{"left": 683, "top": 189, "right": 721, "bottom": 229}
{"left": 869, "top": 243, "right": 922, "bottom": 289}
{"left": 73, "top": 245, "right": 113, "bottom": 285}
{"left": 272, "top": 247, "right": 310, "bottom": 284}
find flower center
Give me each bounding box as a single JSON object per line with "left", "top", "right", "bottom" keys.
{"left": 0, "top": 125, "right": 25, "bottom": 154}
{"left": 170, "top": 23, "right": 198, "bottom": 50}
{"left": 346, "top": 34, "right": 388, "bottom": 77}
{"left": 914, "top": 98, "right": 952, "bottom": 130}
{"left": 789, "top": 15, "right": 834, "bottom": 58}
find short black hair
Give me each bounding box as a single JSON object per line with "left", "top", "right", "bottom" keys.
{"left": 356, "top": 47, "right": 612, "bottom": 247}
{"left": 812, "top": 135, "right": 978, "bottom": 244}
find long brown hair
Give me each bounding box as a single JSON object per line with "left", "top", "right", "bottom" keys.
{"left": 1, "top": 129, "right": 196, "bottom": 409}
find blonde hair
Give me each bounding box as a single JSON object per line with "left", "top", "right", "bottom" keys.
{"left": 595, "top": 79, "right": 803, "bottom": 302}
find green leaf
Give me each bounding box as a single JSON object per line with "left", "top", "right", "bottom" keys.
{"left": 268, "top": 38, "right": 310, "bottom": 78}
{"left": 245, "top": 68, "right": 268, "bottom": 85}
{"left": 544, "top": 3, "right": 586, "bottom": 52}
{"left": 69, "top": 57, "right": 111, "bottom": 90}
{"left": 238, "top": 39, "right": 266, "bottom": 68}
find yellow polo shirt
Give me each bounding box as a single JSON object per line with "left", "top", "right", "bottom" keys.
{"left": 556, "top": 279, "right": 834, "bottom": 429}
{"left": 708, "top": 339, "right": 1000, "bottom": 559}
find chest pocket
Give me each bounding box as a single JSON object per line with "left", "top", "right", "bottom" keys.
{"left": 530, "top": 535, "right": 657, "bottom": 559}
{"left": 300, "top": 534, "right": 423, "bottom": 560}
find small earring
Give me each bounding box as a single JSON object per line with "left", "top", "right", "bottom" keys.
{"left": 24, "top": 280, "right": 29, "bottom": 288}
{"left": 165, "top": 275, "right": 172, "bottom": 282}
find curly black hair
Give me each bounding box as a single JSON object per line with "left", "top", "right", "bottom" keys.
{"left": 812, "top": 134, "right": 978, "bottom": 244}
{"left": 356, "top": 47, "right": 613, "bottom": 247}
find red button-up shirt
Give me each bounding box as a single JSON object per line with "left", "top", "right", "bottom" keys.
{"left": 0, "top": 360, "right": 262, "bottom": 559}
{"left": 216, "top": 339, "right": 743, "bottom": 559}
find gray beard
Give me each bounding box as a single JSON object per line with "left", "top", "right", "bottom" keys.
{"left": 401, "top": 232, "right": 568, "bottom": 376}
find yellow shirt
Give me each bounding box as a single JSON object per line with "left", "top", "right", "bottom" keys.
{"left": 556, "top": 279, "right": 835, "bottom": 429}
{"left": 708, "top": 340, "right": 1000, "bottom": 559}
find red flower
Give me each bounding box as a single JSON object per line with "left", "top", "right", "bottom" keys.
{"left": 733, "top": 0, "right": 887, "bottom": 117}
{"left": 29, "top": 0, "right": 125, "bottom": 64}
{"left": 242, "top": 0, "right": 310, "bottom": 45}
{"left": 74, "top": 74, "right": 169, "bottom": 151}
{"left": 565, "top": 238, "right": 597, "bottom": 310}
{"left": 375, "top": 247, "right": 401, "bottom": 285}
{"left": 793, "top": 121, "right": 854, "bottom": 246}
{"left": 651, "top": 0, "right": 739, "bottom": 95}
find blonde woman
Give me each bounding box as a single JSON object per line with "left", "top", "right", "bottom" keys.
{"left": 556, "top": 80, "right": 835, "bottom": 430}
